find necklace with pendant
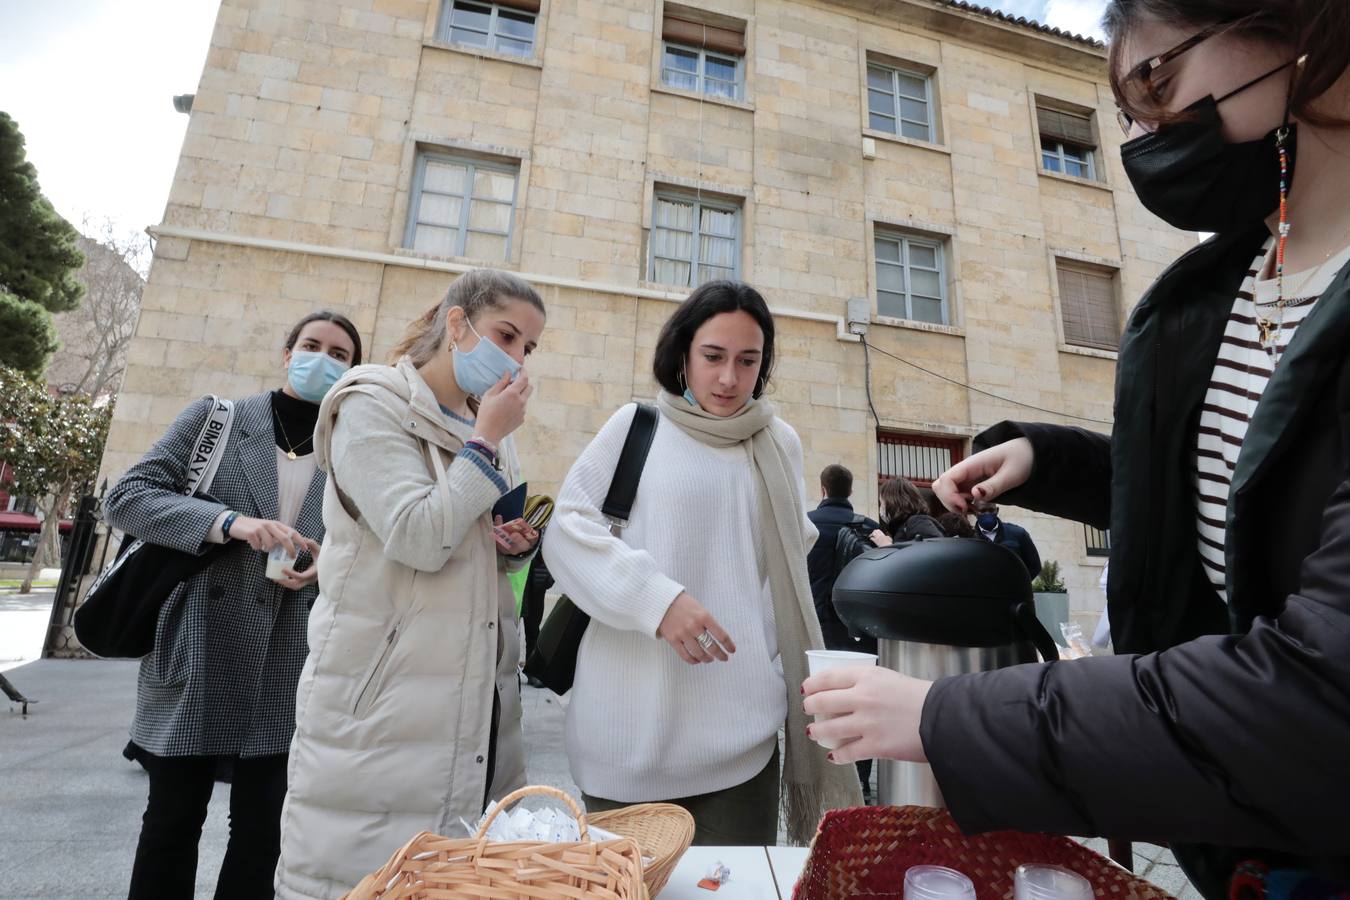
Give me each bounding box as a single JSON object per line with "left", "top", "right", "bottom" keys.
{"left": 272, "top": 407, "right": 312, "bottom": 460}
{"left": 1255, "top": 127, "right": 1293, "bottom": 368}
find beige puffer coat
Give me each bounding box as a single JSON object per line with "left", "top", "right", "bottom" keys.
{"left": 275, "top": 359, "right": 527, "bottom": 900}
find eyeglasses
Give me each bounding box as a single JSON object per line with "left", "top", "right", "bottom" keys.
{"left": 1114, "top": 19, "right": 1237, "bottom": 135}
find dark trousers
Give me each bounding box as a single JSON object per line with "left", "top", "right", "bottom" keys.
{"left": 583, "top": 745, "right": 780, "bottom": 846}
{"left": 522, "top": 553, "right": 553, "bottom": 661}
{"left": 127, "top": 751, "right": 288, "bottom": 900}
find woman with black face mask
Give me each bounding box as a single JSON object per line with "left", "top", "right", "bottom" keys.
{"left": 802, "top": 2, "right": 1350, "bottom": 897}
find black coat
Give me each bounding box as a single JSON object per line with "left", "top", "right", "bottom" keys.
{"left": 919, "top": 225, "right": 1350, "bottom": 896}
{"left": 980, "top": 520, "right": 1041, "bottom": 579}
{"left": 807, "top": 498, "right": 879, "bottom": 649}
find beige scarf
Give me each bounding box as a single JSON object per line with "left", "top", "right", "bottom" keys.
{"left": 656, "top": 392, "right": 863, "bottom": 843}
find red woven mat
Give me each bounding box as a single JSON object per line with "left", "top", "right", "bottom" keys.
{"left": 792, "top": 806, "right": 1173, "bottom": 900}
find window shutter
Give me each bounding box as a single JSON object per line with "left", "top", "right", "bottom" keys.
{"left": 1058, "top": 266, "right": 1119, "bottom": 350}
{"left": 495, "top": 0, "right": 541, "bottom": 11}
{"left": 1037, "top": 106, "right": 1094, "bottom": 146}
{"left": 662, "top": 14, "right": 745, "bottom": 56}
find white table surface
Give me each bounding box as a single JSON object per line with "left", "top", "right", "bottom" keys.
{"left": 658, "top": 846, "right": 809, "bottom": 900}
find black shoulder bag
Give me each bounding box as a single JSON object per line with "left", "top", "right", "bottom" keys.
{"left": 524, "top": 404, "right": 658, "bottom": 695}
{"left": 75, "top": 396, "right": 235, "bottom": 659}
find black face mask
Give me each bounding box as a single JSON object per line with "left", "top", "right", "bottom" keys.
{"left": 1121, "top": 64, "right": 1296, "bottom": 233}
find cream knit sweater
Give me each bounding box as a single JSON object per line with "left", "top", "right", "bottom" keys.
{"left": 543, "top": 403, "right": 817, "bottom": 802}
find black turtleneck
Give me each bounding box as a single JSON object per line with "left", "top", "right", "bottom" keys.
{"left": 270, "top": 389, "right": 320, "bottom": 456}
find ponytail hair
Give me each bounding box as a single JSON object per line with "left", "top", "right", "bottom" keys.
{"left": 388, "top": 268, "right": 545, "bottom": 365}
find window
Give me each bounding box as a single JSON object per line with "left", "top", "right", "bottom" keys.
{"left": 1037, "top": 104, "right": 1099, "bottom": 180}
{"left": 660, "top": 10, "right": 746, "bottom": 100}
{"left": 867, "top": 63, "right": 934, "bottom": 142}
{"left": 878, "top": 432, "right": 965, "bottom": 489}
{"left": 439, "top": 0, "right": 538, "bottom": 57}
{"left": 874, "top": 230, "right": 947, "bottom": 325}
{"left": 1057, "top": 262, "right": 1120, "bottom": 350}
{"left": 405, "top": 153, "right": 518, "bottom": 261}
{"left": 1084, "top": 524, "right": 1111, "bottom": 557}
{"left": 649, "top": 193, "right": 740, "bottom": 286}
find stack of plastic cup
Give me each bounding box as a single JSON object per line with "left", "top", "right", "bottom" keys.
{"left": 904, "top": 865, "right": 977, "bottom": 900}
{"left": 804, "top": 649, "right": 877, "bottom": 750}
{"left": 1014, "top": 865, "right": 1094, "bottom": 900}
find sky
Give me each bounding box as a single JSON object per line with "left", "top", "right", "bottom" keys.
{"left": 0, "top": 1, "right": 1107, "bottom": 244}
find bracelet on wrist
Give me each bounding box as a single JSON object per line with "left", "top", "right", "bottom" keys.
{"left": 469, "top": 435, "right": 498, "bottom": 454}
{"left": 221, "top": 511, "right": 239, "bottom": 540}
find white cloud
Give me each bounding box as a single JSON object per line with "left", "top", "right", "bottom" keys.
{"left": 0, "top": 1, "right": 219, "bottom": 239}
{"left": 1041, "top": 0, "right": 1108, "bottom": 40}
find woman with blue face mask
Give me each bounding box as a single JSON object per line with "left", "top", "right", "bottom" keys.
{"left": 804, "top": 1, "right": 1350, "bottom": 896}
{"left": 104, "top": 310, "right": 361, "bottom": 900}
{"left": 276, "top": 269, "right": 546, "bottom": 900}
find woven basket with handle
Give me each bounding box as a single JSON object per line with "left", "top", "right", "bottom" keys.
{"left": 793, "top": 805, "right": 1175, "bottom": 900}
{"left": 342, "top": 785, "right": 648, "bottom": 900}
{"left": 588, "top": 803, "right": 695, "bottom": 896}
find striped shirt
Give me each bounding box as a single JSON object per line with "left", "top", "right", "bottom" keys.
{"left": 1196, "top": 237, "right": 1350, "bottom": 601}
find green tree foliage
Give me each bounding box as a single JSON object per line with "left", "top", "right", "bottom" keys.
{"left": 0, "top": 367, "right": 112, "bottom": 591}
{"left": 0, "top": 112, "right": 85, "bottom": 377}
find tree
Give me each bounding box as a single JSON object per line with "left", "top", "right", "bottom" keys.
{"left": 0, "top": 367, "right": 112, "bottom": 593}
{"left": 0, "top": 111, "right": 85, "bottom": 377}
{"left": 48, "top": 222, "right": 147, "bottom": 399}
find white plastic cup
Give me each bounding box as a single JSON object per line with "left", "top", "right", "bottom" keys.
{"left": 904, "top": 865, "right": 977, "bottom": 900}
{"left": 1014, "top": 865, "right": 1094, "bottom": 900}
{"left": 805, "top": 649, "right": 877, "bottom": 750}
{"left": 265, "top": 544, "right": 298, "bottom": 583}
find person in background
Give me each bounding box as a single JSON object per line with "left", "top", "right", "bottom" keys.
{"left": 970, "top": 501, "right": 1041, "bottom": 579}
{"left": 275, "top": 270, "right": 545, "bottom": 900}
{"left": 937, "top": 510, "right": 976, "bottom": 538}
{"left": 807, "top": 464, "right": 880, "bottom": 650}
{"left": 868, "top": 476, "right": 944, "bottom": 547}
{"left": 105, "top": 311, "right": 362, "bottom": 900}
{"left": 804, "top": 1, "right": 1350, "bottom": 895}
{"left": 545, "top": 280, "right": 861, "bottom": 846}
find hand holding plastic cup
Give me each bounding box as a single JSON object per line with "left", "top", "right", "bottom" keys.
{"left": 904, "top": 866, "right": 976, "bottom": 900}
{"left": 804, "top": 649, "right": 878, "bottom": 750}
{"left": 1014, "top": 865, "right": 1093, "bottom": 900}
{"left": 265, "top": 542, "right": 298, "bottom": 583}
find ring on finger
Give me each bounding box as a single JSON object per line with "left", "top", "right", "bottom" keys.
{"left": 696, "top": 630, "right": 715, "bottom": 651}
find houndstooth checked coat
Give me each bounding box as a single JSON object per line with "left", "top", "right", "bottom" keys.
{"left": 103, "top": 392, "right": 324, "bottom": 758}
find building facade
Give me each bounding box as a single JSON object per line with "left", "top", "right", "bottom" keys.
{"left": 106, "top": 0, "right": 1194, "bottom": 619}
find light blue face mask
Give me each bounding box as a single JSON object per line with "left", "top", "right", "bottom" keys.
{"left": 453, "top": 320, "right": 521, "bottom": 398}
{"left": 287, "top": 350, "right": 349, "bottom": 403}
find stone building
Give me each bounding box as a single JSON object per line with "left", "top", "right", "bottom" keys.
{"left": 105, "top": 0, "right": 1195, "bottom": 621}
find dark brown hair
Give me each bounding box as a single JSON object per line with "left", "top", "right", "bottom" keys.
{"left": 820, "top": 464, "right": 854, "bottom": 499}
{"left": 389, "top": 268, "right": 545, "bottom": 365}
{"left": 879, "top": 476, "right": 928, "bottom": 530}
{"left": 1106, "top": 0, "right": 1350, "bottom": 128}
{"left": 652, "top": 280, "right": 776, "bottom": 399}
{"left": 286, "top": 310, "right": 363, "bottom": 366}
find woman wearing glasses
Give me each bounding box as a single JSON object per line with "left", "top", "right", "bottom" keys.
{"left": 804, "top": 1, "right": 1350, "bottom": 896}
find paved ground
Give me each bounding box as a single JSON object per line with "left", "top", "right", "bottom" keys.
{"left": 0, "top": 592, "right": 1198, "bottom": 899}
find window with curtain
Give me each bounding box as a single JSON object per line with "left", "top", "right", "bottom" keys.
{"left": 405, "top": 152, "right": 519, "bottom": 261}
{"left": 660, "top": 10, "right": 746, "bottom": 100}
{"left": 649, "top": 193, "right": 740, "bottom": 287}
{"left": 1037, "top": 103, "right": 1099, "bottom": 180}
{"left": 1057, "top": 263, "right": 1120, "bottom": 350}
{"left": 439, "top": 0, "right": 538, "bottom": 57}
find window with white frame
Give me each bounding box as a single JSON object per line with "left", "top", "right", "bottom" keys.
{"left": 660, "top": 10, "right": 746, "bottom": 100}
{"left": 1037, "top": 103, "right": 1100, "bottom": 181}
{"left": 649, "top": 192, "right": 740, "bottom": 287}
{"left": 439, "top": 0, "right": 538, "bottom": 57}
{"left": 874, "top": 230, "right": 948, "bottom": 325}
{"left": 405, "top": 153, "right": 518, "bottom": 261}
{"left": 867, "top": 63, "right": 934, "bottom": 142}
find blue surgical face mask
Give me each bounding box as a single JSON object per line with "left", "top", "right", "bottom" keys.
{"left": 452, "top": 319, "right": 520, "bottom": 398}
{"left": 287, "top": 350, "right": 349, "bottom": 403}
{"left": 976, "top": 513, "right": 999, "bottom": 531}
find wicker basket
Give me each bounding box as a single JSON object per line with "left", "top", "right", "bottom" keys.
{"left": 343, "top": 785, "right": 648, "bottom": 900}
{"left": 588, "top": 803, "right": 696, "bottom": 896}
{"left": 793, "top": 805, "right": 1174, "bottom": 900}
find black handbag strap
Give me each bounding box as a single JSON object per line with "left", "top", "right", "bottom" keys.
{"left": 600, "top": 403, "right": 658, "bottom": 530}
